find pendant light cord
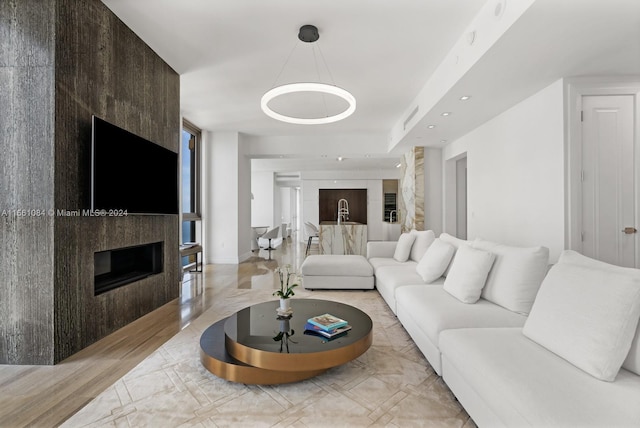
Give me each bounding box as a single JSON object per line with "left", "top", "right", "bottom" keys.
{"left": 316, "top": 42, "right": 336, "bottom": 87}
{"left": 312, "top": 44, "right": 329, "bottom": 118}
{"left": 260, "top": 24, "right": 356, "bottom": 125}
{"left": 269, "top": 40, "right": 299, "bottom": 89}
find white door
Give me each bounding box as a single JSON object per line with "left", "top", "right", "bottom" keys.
{"left": 456, "top": 157, "right": 468, "bottom": 240}
{"left": 581, "top": 95, "right": 635, "bottom": 267}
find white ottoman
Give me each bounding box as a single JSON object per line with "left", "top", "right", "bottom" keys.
{"left": 301, "top": 255, "right": 374, "bottom": 290}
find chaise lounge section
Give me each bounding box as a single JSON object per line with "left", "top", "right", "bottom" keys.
{"left": 440, "top": 251, "right": 640, "bottom": 427}
{"left": 301, "top": 254, "right": 374, "bottom": 290}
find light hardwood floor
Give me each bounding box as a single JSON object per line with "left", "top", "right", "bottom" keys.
{"left": 0, "top": 235, "right": 311, "bottom": 428}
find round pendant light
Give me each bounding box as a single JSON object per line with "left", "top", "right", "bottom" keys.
{"left": 261, "top": 83, "right": 356, "bottom": 125}
{"left": 261, "top": 25, "right": 356, "bottom": 125}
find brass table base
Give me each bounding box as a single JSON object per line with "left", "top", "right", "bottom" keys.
{"left": 199, "top": 319, "right": 327, "bottom": 385}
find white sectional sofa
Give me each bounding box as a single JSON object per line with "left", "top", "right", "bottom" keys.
{"left": 367, "top": 231, "right": 547, "bottom": 374}
{"left": 367, "top": 232, "right": 640, "bottom": 426}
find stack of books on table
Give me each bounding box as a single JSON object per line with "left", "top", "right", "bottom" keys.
{"left": 304, "top": 313, "right": 352, "bottom": 339}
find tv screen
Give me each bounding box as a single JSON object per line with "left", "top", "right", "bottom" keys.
{"left": 91, "top": 116, "right": 179, "bottom": 215}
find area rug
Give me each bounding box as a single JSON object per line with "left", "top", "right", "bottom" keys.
{"left": 63, "top": 287, "right": 474, "bottom": 427}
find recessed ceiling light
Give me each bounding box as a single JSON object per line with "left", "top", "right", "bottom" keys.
{"left": 337, "top": 156, "right": 344, "bottom": 161}
{"left": 460, "top": 95, "right": 471, "bottom": 101}
{"left": 395, "top": 163, "right": 401, "bottom": 168}
{"left": 494, "top": 0, "right": 506, "bottom": 19}
{"left": 365, "top": 154, "right": 370, "bottom": 158}
{"left": 440, "top": 140, "right": 447, "bottom": 144}
{"left": 279, "top": 155, "right": 284, "bottom": 158}
{"left": 427, "top": 125, "right": 435, "bottom": 129}
{"left": 441, "top": 112, "right": 451, "bottom": 117}
{"left": 466, "top": 31, "right": 476, "bottom": 46}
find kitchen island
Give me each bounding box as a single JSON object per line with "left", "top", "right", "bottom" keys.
{"left": 319, "top": 222, "right": 367, "bottom": 256}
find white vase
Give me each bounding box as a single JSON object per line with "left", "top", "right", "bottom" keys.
{"left": 279, "top": 298, "right": 291, "bottom": 311}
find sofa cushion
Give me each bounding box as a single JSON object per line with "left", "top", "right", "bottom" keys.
{"left": 444, "top": 245, "right": 495, "bottom": 304}
{"left": 396, "top": 284, "right": 525, "bottom": 376}
{"left": 472, "top": 239, "right": 549, "bottom": 315}
{"left": 415, "top": 238, "right": 454, "bottom": 283}
{"left": 396, "top": 286, "right": 525, "bottom": 359}
{"left": 409, "top": 229, "right": 436, "bottom": 262}
{"left": 368, "top": 257, "right": 417, "bottom": 274}
{"left": 393, "top": 232, "right": 416, "bottom": 262}
{"left": 366, "top": 241, "right": 398, "bottom": 259}
{"left": 558, "top": 250, "right": 640, "bottom": 376}
{"left": 376, "top": 265, "right": 431, "bottom": 287}
{"left": 376, "top": 265, "right": 440, "bottom": 314}
{"left": 522, "top": 258, "right": 640, "bottom": 381}
{"left": 439, "top": 233, "right": 468, "bottom": 277}
{"left": 440, "top": 328, "right": 640, "bottom": 427}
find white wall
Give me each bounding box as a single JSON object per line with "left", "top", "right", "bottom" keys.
{"left": 280, "top": 187, "right": 292, "bottom": 223}
{"left": 237, "top": 133, "right": 252, "bottom": 261}
{"left": 443, "top": 79, "right": 565, "bottom": 261}
{"left": 251, "top": 171, "right": 274, "bottom": 227}
{"left": 203, "top": 131, "right": 252, "bottom": 264}
{"left": 250, "top": 173, "right": 295, "bottom": 238}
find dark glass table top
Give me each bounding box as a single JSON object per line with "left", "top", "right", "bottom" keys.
{"left": 224, "top": 298, "right": 372, "bottom": 354}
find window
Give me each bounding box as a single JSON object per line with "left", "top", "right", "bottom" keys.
{"left": 181, "top": 120, "right": 201, "bottom": 267}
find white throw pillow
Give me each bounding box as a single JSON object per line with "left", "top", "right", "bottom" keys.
{"left": 416, "top": 238, "right": 455, "bottom": 283}
{"left": 439, "top": 233, "right": 468, "bottom": 277}
{"left": 472, "top": 239, "right": 549, "bottom": 315}
{"left": 558, "top": 250, "right": 640, "bottom": 376}
{"left": 393, "top": 233, "right": 416, "bottom": 262}
{"left": 443, "top": 245, "right": 495, "bottom": 303}
{"left": 409, "top": 230, "right": 436, "bottom": 262}
{"left": 522, "top": 258, "right": 640, "bottom": 381}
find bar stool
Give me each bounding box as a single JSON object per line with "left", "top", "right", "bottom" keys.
{"left": 304, "top": 222, "right": 319, "bottom": 256}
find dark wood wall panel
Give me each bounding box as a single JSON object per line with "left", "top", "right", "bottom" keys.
{"left": 319, "top": 189, "right": 368, "bottom": 224}
{"left": 0, "top": 0, "right": 57, "bottom": 364}
{"left": 54, "top": 216, "right": 179, "bottom": 359}
{"left": 0, "top": 0, "right": 180, "bottom": 364}
{"left": 52, "top": 0, "right": 180, "bottom": 362}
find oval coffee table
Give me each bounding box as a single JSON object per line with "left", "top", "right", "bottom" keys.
{"left": 200, "top": 299, "right": 372, "bottom": 384}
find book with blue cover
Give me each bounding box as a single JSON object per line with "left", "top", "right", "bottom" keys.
{"left": 304, "top": 322, "right": 351, "bottom": 338}
{"left": 307, "top": 313, "right": 348, "bottom": 331}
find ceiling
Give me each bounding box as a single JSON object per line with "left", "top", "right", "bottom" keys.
{"left": 102, "top": 0, "right": 640, "bottom": 174}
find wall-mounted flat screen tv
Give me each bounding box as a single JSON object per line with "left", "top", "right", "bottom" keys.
{"left": 91, "top": 116, "right": 179, "bottom": 215}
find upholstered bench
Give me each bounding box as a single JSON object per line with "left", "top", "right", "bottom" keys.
{"left": 301, "top": 255, "right": 374, "bottom": 290}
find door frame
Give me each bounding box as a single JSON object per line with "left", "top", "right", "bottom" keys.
{"left": 444, "top": 152, "right": 467, "bottom": 238}
{"left": 455, "top": 156, "right": 468, "bottom": 240}
{"left": 565, "top": 77, "right": 640, "bottom": 267}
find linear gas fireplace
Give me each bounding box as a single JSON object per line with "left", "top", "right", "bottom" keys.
{"left": 94, "top": 242, "right": 163, "bottom": 295}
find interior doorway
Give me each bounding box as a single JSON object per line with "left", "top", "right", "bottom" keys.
{"left": 292, "top": 187, "right": 300, "bottom": 237}
{"left": 456, "top": 156, "right": 468, "bottom": 240}
{"left": 581, "top": 95, "right": 636, "bottom": 267}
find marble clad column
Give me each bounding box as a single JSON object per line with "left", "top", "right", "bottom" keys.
{"left": 399, "top": 147, "right": 425, "bottom": 233}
